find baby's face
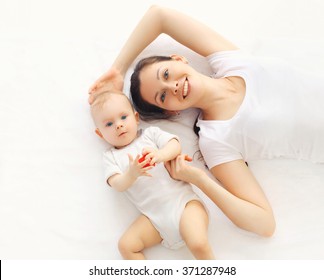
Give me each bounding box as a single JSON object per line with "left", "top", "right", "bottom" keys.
{"left": 93, "top": 94, "right": 139, "bottom": 149}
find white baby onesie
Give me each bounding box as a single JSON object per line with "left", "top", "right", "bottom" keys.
{"left": 103, "top": 126, "right": 203, "bottom": 249}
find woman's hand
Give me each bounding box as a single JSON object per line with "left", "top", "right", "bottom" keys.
{"left": 88, "top": 67, "right": 124, "bottom": 104}
{"left": 164, "top": 154, "right": 205, "bottom": 184}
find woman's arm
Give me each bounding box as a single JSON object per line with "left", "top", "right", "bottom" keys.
{"left": 204, "top": 160, "right": 275, "bottom": 237}
{"left": 89, "top": 5, "right": 237, "bottom": 96}
{"left": 113, "top": 5, "right": 237, "bottom": 75}
{"left": 166, "top": 155, "right": 276, "bottom": 237}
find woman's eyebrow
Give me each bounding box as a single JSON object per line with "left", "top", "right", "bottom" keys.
{"left": 154, "top": 91, "right": 159, "bottom": 104}
{"left": 156, "top": 67, "right": 161, "bottom": 80}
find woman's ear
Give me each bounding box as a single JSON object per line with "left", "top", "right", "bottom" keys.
{"left": 170, "top": 54, "right": 188, "bottom": 64}
{"left": 95, "top": 128, "right": 103, "bottom": 138}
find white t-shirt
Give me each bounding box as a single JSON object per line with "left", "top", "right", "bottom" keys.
{"left": 197, "top": 50, "right": 324, "bottom": 168}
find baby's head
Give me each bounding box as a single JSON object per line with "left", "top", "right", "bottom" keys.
{"left": 91, "top": 91, "right": 139, "bottom": 149}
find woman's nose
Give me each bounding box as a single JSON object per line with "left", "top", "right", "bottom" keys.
{"left": 171, "top": 81, "right": 179, "bottom": 95}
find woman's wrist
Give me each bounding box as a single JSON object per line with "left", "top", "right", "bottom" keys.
{"left": 110, "top": 63, "right": 125, "bottom": 78}
{"left": 190, "top": 168, "right": 208, "bottom": 187}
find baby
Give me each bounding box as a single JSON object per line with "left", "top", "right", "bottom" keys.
{"left": 90, "top": 90, "right": 214, "bottom": 259}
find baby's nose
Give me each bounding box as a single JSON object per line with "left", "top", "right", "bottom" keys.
{"left": 116, "top": 123, "right": 123, "bottom": 129}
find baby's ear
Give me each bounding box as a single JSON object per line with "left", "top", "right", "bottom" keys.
{"left": 95, "top": 128, "right": 103, "bottom": 138}
{"left": 134, "top": 111, "right": 140, "bottom": 124}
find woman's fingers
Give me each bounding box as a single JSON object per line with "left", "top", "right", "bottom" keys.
{"left": 164, "top": 154, "right": 193, "bottom": 181}
{"left": 88, "top": 70, "right": 124, "bottom": 105}
{"left": 164, "top": 160, "right": 172, "bottom": 176}
{"left": 184, "top": 154, "right": 192, "bottom": 162}
{"left": 176, "top": 154, "right": 191, "bottom": 169}
{"left": 88, "top": 86, "right": 108, "bottom": 104}
{"left": 88, "top": 70, "right": 115, "bottom": 94}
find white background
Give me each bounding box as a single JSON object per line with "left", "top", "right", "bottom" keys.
{"left": 1, "top": 0, "right": 324, "bottom": 262}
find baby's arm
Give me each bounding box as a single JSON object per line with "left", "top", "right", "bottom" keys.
{"left": 142, "top": 138, "right": 181, "bottom": 166}
{"left": 108, "top": 154, "right": 153, "bottom": 192}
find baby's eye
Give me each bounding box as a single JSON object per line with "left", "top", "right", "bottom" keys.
{"left": 121, "top": 115, "right": 127, "bottom": 120}
{"left": 160, "top": 92, "right": 166, "bottom": 103}
{"left": 106, "top": 122, "right": 113, "bottom": 127}
{"left": 163, "top": 69, "right": 169, "bottom": 80}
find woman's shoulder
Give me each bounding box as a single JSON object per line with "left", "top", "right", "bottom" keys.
{"left": 207, "top": 49, "right": 245, "bottom": 60}
{"left": 207, "top": 50, "right": 261, "bottom": 88}
{"left": 207, "top": 50, "right": 260, "bottom": 78}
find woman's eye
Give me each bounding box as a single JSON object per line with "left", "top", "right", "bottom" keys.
{"left": 121, "top": 115, "right": 127, "bottom": 120}
{"left": 163, "top": 69, "right": 169, "bottom": 79}
{"left": 106, "top": 122, "right": 113, "bottom": 127}
{"left": 160, "top": 92, "right": 166, "bottom": 103}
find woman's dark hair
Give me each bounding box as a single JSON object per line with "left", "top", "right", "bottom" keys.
{"left": 130, "top": 56, "right": 173, "bottom": 121}
{"left": 193, "top": 116, "right": 200, "bottom": 136}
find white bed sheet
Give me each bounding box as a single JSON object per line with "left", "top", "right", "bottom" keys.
{"left": 0, "top": 0, "right": 324, "bottom": 260}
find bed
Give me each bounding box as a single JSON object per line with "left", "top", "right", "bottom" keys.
{"left": 1, "top": 0, "right": 323, "bottom": 260}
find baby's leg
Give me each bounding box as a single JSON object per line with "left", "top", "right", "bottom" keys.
{"left": 118, "top": 214, "right": 162, "bottom": 260}
{"left": 180, "top": 200, "right": 215, "bottom": 259}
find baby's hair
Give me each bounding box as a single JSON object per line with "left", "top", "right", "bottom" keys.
{"left": 91, "top": 91, "right": 134, "bottom": 112}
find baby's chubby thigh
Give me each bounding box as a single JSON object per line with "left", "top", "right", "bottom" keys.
{"left": 179, "top": 200, "right": 210, "bottom": 252}
{"left": 155, "top": 190, "right": 203, "bottom": 250}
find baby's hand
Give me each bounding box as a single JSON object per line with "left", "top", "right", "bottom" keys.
{"left": 138, "top": 154, "right": 155, "bottom": 168}
{"left": 141, "top": 147, "right": 161, "bottom": 166}
{"left": 128, "top": 154, "right": 153, "bottom": 178}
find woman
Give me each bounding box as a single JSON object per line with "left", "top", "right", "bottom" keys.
{"left": 89, "top": 5, "right": 324, "bottom": 237}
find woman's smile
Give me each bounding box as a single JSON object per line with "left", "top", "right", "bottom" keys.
{"left": 182, "top": 77, "right": 189, "bottom": 99}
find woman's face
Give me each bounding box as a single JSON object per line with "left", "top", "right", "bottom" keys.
{"left": 139, "top": 57, "right": 203, "bottom": 112}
